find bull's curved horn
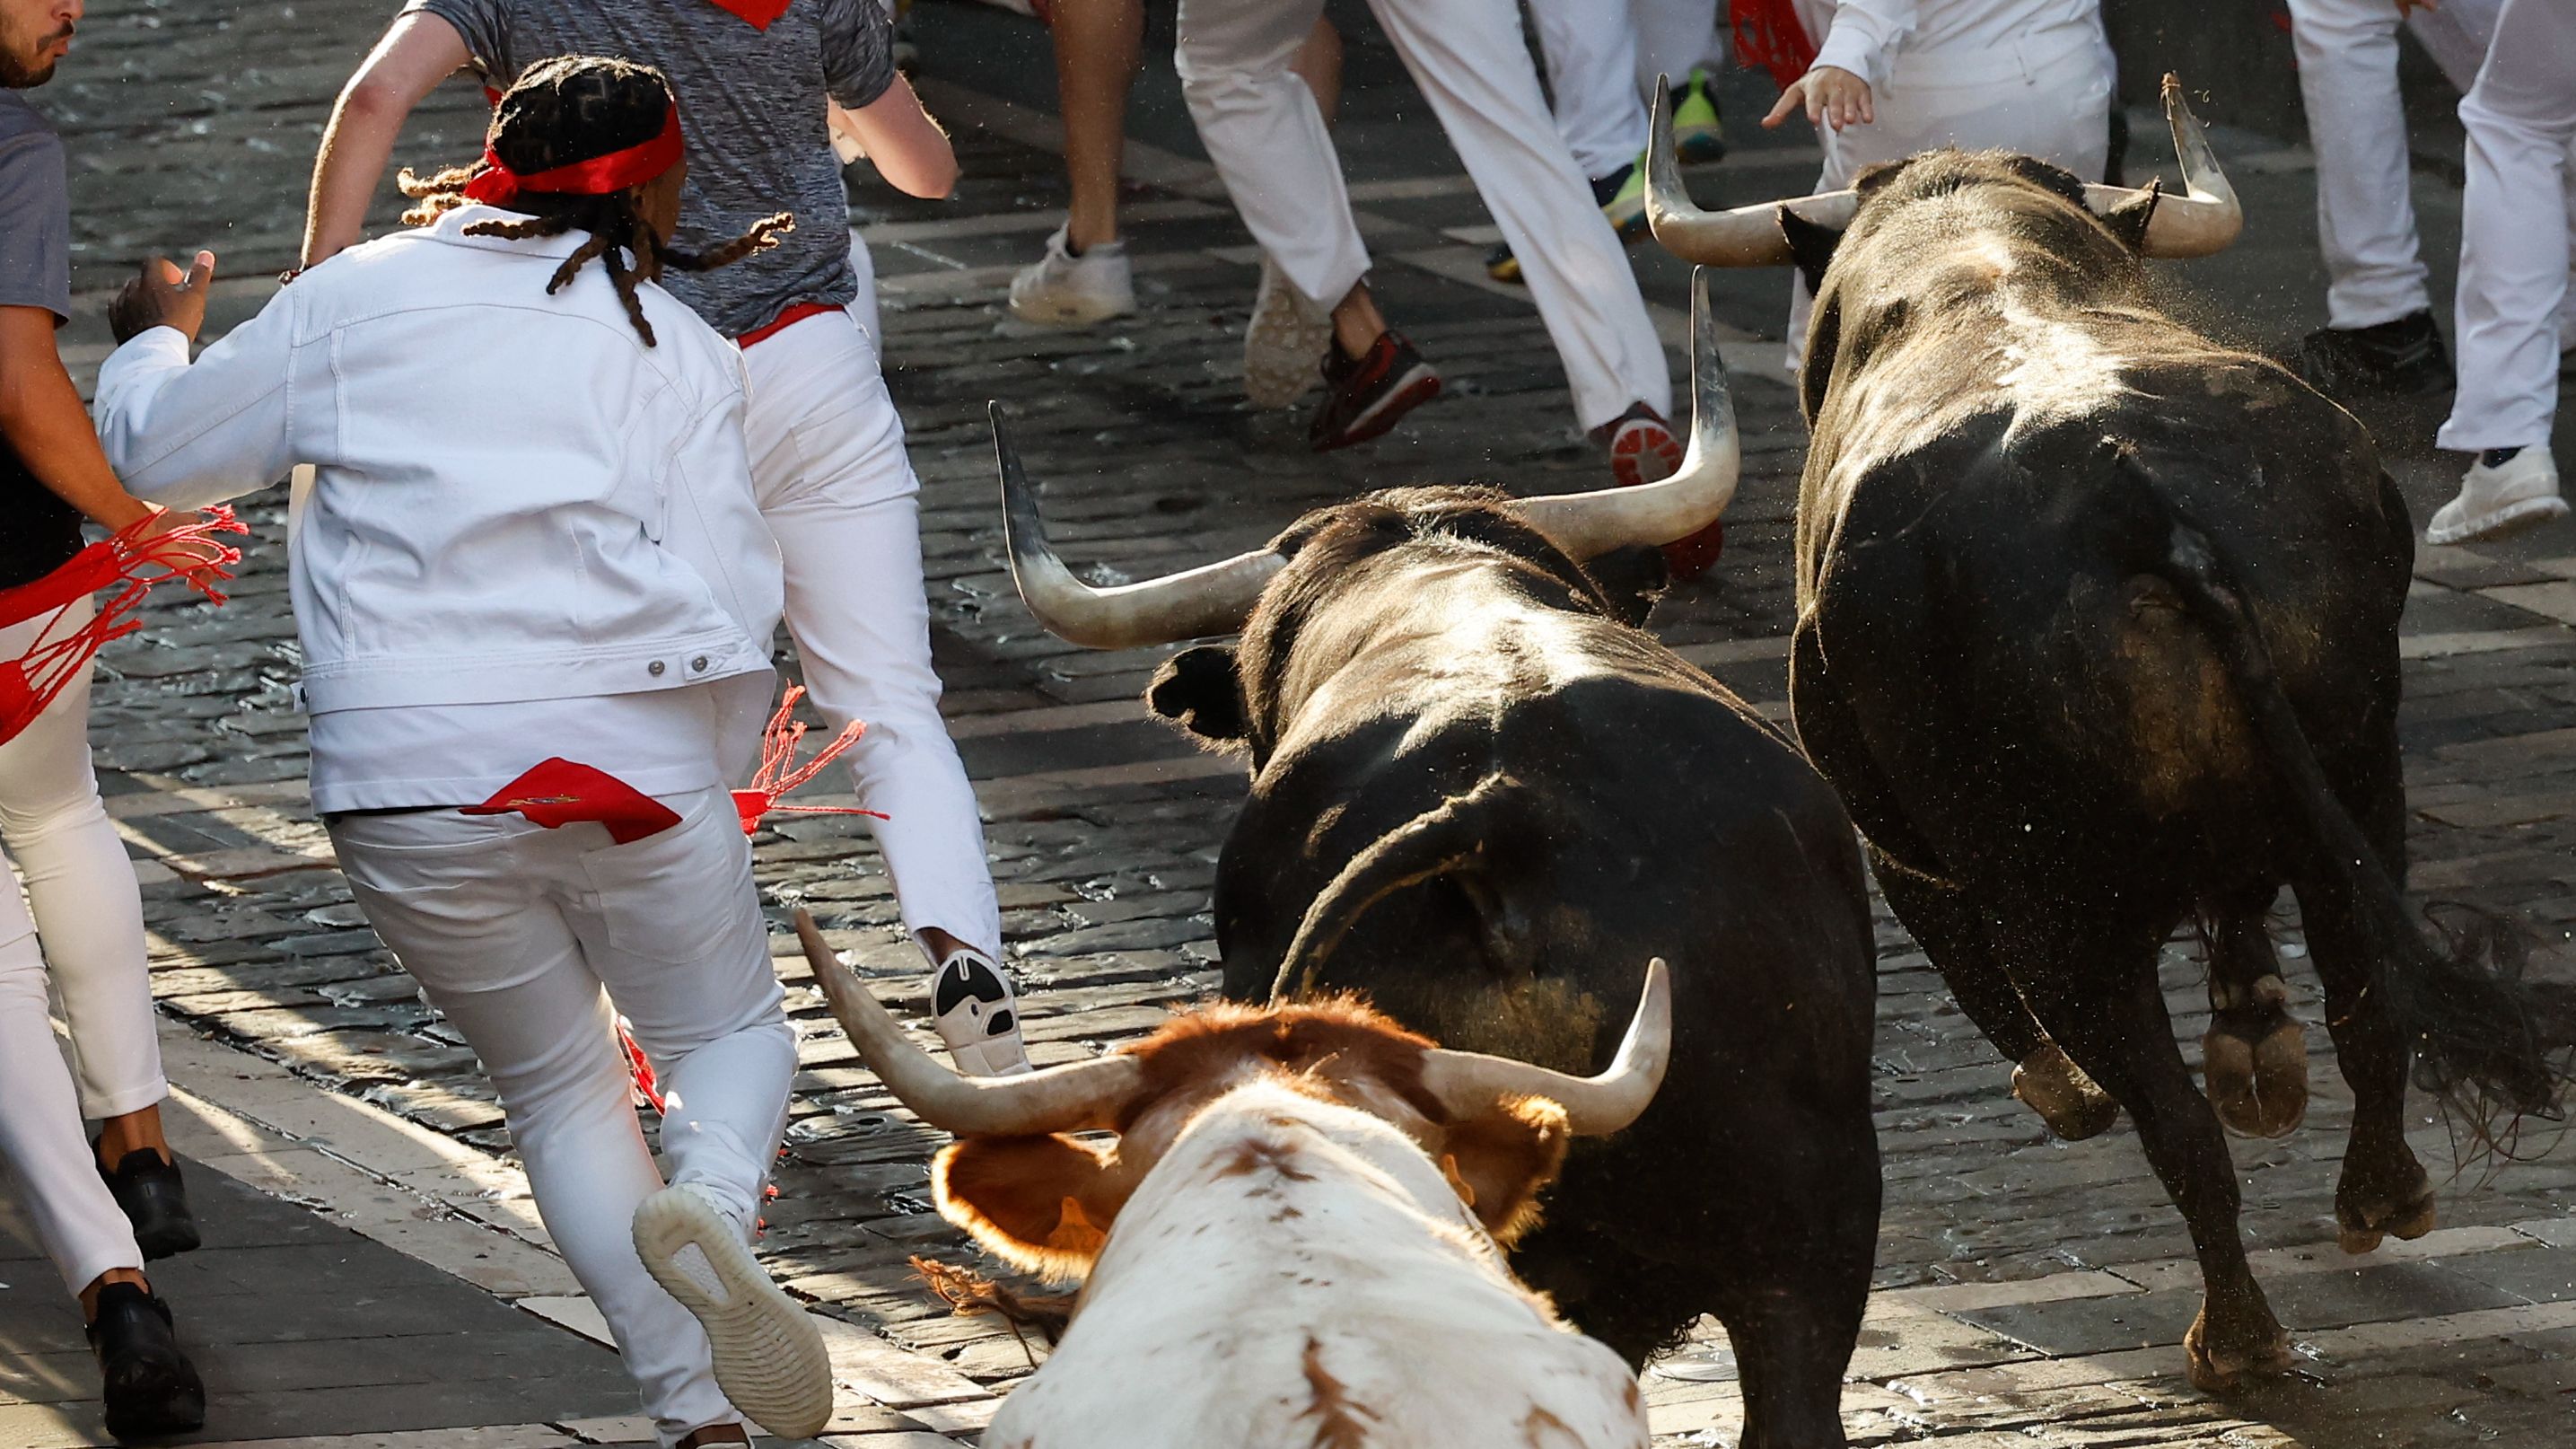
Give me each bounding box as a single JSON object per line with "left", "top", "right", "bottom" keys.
{"left": 2079, "top": 75, "right": 2240, "bottom": 258}
{"left": 1645, "top": 75, "right": 1858, "bottom": 268}
{"left": 796, "top": 909, "right": 1143, "bottom": 1137}
{"left": 1419, "top": 958, "right": 1672, "bottom": 1136}
{"left": 994, "top": 403, "right": 1285, "bottom": 649}
{"left": 1513, "top": 271, "right": 1739, "bottom": 558}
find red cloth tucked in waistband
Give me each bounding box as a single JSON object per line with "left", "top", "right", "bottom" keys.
{"left": 1732, "top": 0, "right": 1820, "bottom": 91}
{"left": 463, "top": 105, "right": 685, "bottom": 208}
{"left": 735, "top": 301, "right": 841, "bottom": 348}
{"left": 460, "top": 759, "right": 684, "bottom": 843}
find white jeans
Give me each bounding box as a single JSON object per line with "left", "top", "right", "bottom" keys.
{"left": 0, "top": 600, "right": 155, "bottom": 1295}
{"left": 1175, "top": 0, "right": 1673, "bottom": 431}
{"left": 2440, "top": 0, "right": 2576, "bottom": 454}
{"left": 740, "top": 309, "right": 1003, "bottom": 956}
{"left": 329, "top": 789, "right": 795, "bottom": 1445}
{"left": 1528, "top": 0, "right": 1731, "bottom": 179}
{"left": 1785, "top": 20, "right": 2113, "bottom": 372}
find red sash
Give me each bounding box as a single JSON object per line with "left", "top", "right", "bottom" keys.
{"left": 1732, "top": 0, "right": 1820, "bottom": 91}
{"left": 0, "top": 507, "right": 246, "bottom": 745}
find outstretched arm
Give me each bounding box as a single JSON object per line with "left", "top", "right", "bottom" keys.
{"left": 302, "top": 13, "right": 470, "bottom": 268}
{"left": 97, "top": 253, "right": 302, "bottom": 510}
{"left": 837, "top": 78, "right": 959, "bottom": 200}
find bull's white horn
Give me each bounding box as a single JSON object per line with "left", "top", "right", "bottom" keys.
{"left": 1514, "top": 270, "right": 1739, "bottom": 559}
{"left": 994, "top": 404, "right": 1285, "bottom": 650}
{"left": 796, "top": 909, "right": 1143, "bottom": 1137}
{"left": 1645, "top": 75, "right": 1859, "bottom": 268}
{"left": 2075, "top": 75, "right": 2241, "bottom": 259}
{"left": 1419, "top": 958, "right": 1672, "bottom": 1137}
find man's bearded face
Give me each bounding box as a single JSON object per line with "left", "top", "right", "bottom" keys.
{"left": 0, "top": 3, "right": 77, "bottom": 91}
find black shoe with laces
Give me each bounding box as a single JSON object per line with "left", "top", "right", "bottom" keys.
{"left": 98, "top": 1147, "right": 200, "bottom": 1260}
{"left": 1308, "top": 332, "right": 1441, "bottom": 451}
{"left": 2293, "top": 310, "right": 2455, "bottom": 399}
{"left": 88, "top": 1282, "right": 206, "bottom": 1440}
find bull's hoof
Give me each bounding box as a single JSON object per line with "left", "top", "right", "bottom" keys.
{"left": 2337, "top": 1162, "right": 2438, "bottom": 1255}
{"left": 2183, "top": 1307, "right": 2294, "bottom": 1394}
{"left": 2012, "top": 1043, "right": 2121, "bottom": 1140}
{"left": 2202, "top": 1012, "right": 2309, "bottom": 1139}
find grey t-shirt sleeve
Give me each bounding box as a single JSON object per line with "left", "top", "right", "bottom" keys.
{"left": 0, "top": 129, "right": 70, "bottom": 322}
{"left": 407, "top": 0, "right": 513, "bottom": 80}
{"left": 818, "top": 0, "right": 897, "bottom": 110}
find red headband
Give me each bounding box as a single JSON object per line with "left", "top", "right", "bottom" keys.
{"left": 462, "top": 103, "right": 685, "bottom": 207}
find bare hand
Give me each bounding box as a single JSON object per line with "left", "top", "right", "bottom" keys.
{"left": 1763, "top": 66, "right": 1876, "bottom": 133}
{"left": 110, "top": 250, "right": 216, "bottom": 345}
{"left": 124, "top": 505, "right": 235, "bottom": 592}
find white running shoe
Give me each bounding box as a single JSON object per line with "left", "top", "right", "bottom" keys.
{"left": 1243, "top": 255, "right": 1331, "bottom": 409}
{"left": 633, "top": 1184, "right": 833, "bottom": 1438}
{"left": 1007, "top": 224, "right": 1135, "bottom": 326}
{"left": 933, "top": 944, "right": 1032, "bottom": 1077}
{"left": 2425, "top": 448, "right": 2567, "bottom": 546}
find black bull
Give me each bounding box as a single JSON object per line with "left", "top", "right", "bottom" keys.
{"left": 1757, "top": 146, "right": 2572, "bottom": 1391}
{"left": 986, "top": 294, "right": 1881, "bottom": 1448}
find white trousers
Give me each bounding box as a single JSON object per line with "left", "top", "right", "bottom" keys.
{"left": 328, "top": 788, "right": 795, "bottom": 1445}
{"left": 1176, "top": 0, "right": 1672, "bottom": 430}
{"left": 1527, "top": 0, "right": 1730, "bottom": 180}
{"left": 1785, "top": 20, "right": 2113, "bottom": 372}
{"left": 740, "top": 310, "right": 1003, "bottom": 957}
{"left": 0, "top": 601, "right": 155, "bottom": 1295}
{"left": 2440, "top": 0, "right": 2576, "bottom": 453}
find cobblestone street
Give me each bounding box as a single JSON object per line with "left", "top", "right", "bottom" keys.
{"left": 4, "top": 2, "right": 2575, "bottom": 1445}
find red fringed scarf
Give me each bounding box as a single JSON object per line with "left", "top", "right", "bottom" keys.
{"left": 0, "top": 507, "right": 246, "bottom": 745}
{"left": 732, "top": 684, "right": 886, "bottom": 833}
{"left": 1732, "top": 0, "right": 1821, "bottom": 91}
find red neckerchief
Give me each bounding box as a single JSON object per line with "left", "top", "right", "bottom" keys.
{"left": 463, "top": 104, "right": 685, "bottom": 207}
{"left": 705, "top": 0, "right": 793, "bottom": 29}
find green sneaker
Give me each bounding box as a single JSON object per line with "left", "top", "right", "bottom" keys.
{"left": 1485, "top": 154, "right": 1650, "bottom": 285}
{"left": 1674, "top": 67, "right": 1726, "bottom": 165}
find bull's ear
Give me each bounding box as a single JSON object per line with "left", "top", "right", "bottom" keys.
{"left": 1439, "top": 1094, "right": 1572, "bottom": 1246}
{"left": 933, "top": 1135, "right": 1126, "bottom": 1282}
{"left": 1780, "top": 207, "right": 1844, "bottom": 296}
{"left": 2099, "top": 183, "right": 2160, "bottom": 255}
{"left": 1146, "top": 645, "right": 1249, "bottom": 747}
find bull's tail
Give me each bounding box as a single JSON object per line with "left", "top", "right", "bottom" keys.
{"left": 2127, "top": 457, "right": 2570, "bottom": 1121}
{"left": 1271, "top": 772, "right": 1548, "bottom": 1000}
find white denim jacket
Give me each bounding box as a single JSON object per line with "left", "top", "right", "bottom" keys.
{"left": 93, "top": 204, "right": 783, "bottom": 717}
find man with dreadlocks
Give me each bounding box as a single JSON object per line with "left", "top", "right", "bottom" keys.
{"left": 299, "top": 0, "right": 1033, "bottom": 1082}
{"left": 93, "top": 57, "right": 837, "bottom": 1447}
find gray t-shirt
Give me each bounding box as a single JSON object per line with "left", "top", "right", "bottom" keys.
{"left": 407, "top": 0, "right": 896, "bottom": 338}
{"left": 0, "top": 90, "right": 71, "bottom": 323}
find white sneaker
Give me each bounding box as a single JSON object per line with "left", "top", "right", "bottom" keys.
{"left": 2425, "top": 448, "right": 2567, "bottom": 546}
{"left": 1244, "top": 255, "right": 1331, "bottom": 409}
{"left": 632, "top": 1184, "right": 833, "bottom": 1438}
{"left": 932, "top": 945, "right": 1032, "bottom": 1077}
{"left": 1007, "top": 224, "right": 1135, "bottom": 326}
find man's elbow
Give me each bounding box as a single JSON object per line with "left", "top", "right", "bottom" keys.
{"left": 337, "top": 75, "right": 416, "bottom": 129}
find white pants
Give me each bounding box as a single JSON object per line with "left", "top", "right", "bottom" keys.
{"left": 1176, "top": 0, "right": 1673, "bottom": 430}
{"left": 1529, "top": 0, "right": 1732, "bottom": 179}
{"left": 329, "top": 788, "right": 794, "bottom": 1445}
{"left": 1785, "top": 20, "right": 2113, "bottom": 371}
{"left": 0, "top": 600, "right": 155, "bottom": 1295}
{"left": 740, "top": 310, "right": 1003, "bottom": 956}
{"left": 2440, "top": 0, "right": 2576, "bottom": 453}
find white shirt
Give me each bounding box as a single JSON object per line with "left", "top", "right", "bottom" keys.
{"left": 1810, "top": 0, "right": 2106, "bottom": 92}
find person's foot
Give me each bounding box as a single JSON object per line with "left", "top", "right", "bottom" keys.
{"left": 2293, "top": 310, "right": 2454, "bottom": 400}
{"left": 2425, "top": 447, "right": 2568, "bottom": 546}
{"left": 88, "top": 1283, "right": 206, "bottom": 1441}
{"left": 676, "top": 1423, "right": 752, "bottom": 1448}
{"left": 1487, "top": 155, "right": 1650, "bottom": 284}
{"left": 932, "top": 944, "right": 1032, "bottom": 1077}
{"left": 1672, "top": 67, "right": 1728, "bottom": 165}
{"left": 634, "top": 1184, "right": 834, "bottom": 1439}
{"left": 97, "top": 1146, "right": 199, "bottom": 1261}
{"left": 1244, "top": 256, "right": 1333, "bottom": 409}
{"left": 1008, "top": 224, "right": 1135, "bottom": 325}
{"left": 1591, "top": 402, "right": 1723, "bottom": 581}
{"left": 1308, "top": 331, "right": 1442, "bottom": 451}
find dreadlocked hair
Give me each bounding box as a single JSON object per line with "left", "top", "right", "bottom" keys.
{"left": 397, "top": 54, "right": 793, "bottom": 347}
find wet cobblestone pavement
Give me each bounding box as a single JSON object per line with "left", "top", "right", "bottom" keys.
{"left": 10, "top": 2, "right": 2576, "bottom": 1445}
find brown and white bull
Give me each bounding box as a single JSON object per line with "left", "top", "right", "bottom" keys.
{"left": 796, "top": 912, "right": 1669, "bottom": 1449}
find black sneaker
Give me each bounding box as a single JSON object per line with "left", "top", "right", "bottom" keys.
{"left": 88, "top": 1283, "right": 206, "bottom": 1440}
{"left": 1308, "top": 331, "right": 1442, "bottom": 451}
{"left": 2294, "top": 310, "right": 2455, "bottom": 400}
{"left": 98, "top": 1148, "right": 200, "bottom": 1260}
